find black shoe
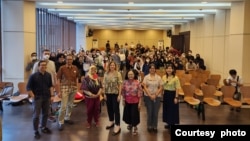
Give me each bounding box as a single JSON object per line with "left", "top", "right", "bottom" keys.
{"left": 236, "top": 108, "right": 241, "bottom": 112}
{"left": 147, "top": 127, "right": 153, "bottom": 132}
{"left": 127, "top": 125, "right": 132, "bottom": 130}
{"left": 41, "top": 127, "right": 51, "bottom": 134}
{"left": 112, "top": 128, "right": 121, "bottom": 136}
{"left": 164, "top": 125, "right": 170, "bottom": 129}
{"left": 106, "top": 123, "right": 115, "bottom": 129}
{"left": 34, "top": 131, "right": 41, "bottom": 139}
{"left": 65, "top": 120, "right": 74, "bottom": 125}
{"left": 152, "top": 128, "right": 158, "bottom": 133}
{"left": 58, "top": 124, "right": 64, "bottom": 131}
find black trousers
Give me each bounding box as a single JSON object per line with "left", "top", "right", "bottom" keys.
{"left": 105, "top": 94, "right": 120, "bottom": 125}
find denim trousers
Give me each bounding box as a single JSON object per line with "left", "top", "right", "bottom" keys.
{"left": 144, "top": 96, "right": 161, "bottom": 129}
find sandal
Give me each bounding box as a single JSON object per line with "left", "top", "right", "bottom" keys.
{"left": 127, "top": 125, "right": 132, "bottom": 130}
{"left": 132, "top": 127, "right": 138, "bottom": 135}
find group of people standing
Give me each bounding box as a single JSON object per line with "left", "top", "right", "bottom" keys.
{"left": 81, "top": 60, "right": 181, "bottom": 136}
{"left": 24, "top": 46, "right": 185, "bottom": 140}
{"left": 26, "top": 50, "right": 79, "bottom": 139}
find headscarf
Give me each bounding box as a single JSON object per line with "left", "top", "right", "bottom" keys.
{"left": 87, "top": 65, "right": 99, "bottom": 85}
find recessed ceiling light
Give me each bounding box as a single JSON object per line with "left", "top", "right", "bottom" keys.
{"left": 57, "top": 1, "right": 63, "bottom": 4}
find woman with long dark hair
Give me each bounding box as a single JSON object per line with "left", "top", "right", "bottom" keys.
{"left": 162, "top": 64, "right": 181, "bottom": 129}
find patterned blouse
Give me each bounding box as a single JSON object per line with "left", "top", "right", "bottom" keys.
{"left": 81, "top": 75, "right": 102, "bottom": 95}
{"left": 122, "top": 80, "right": 143, "bottom": 103}
{"left": 103, "top": 71, "right": 123, "bottom": 94}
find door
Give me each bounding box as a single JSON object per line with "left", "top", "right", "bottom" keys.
{"left": 171, "top": 35, "right": 184, "bottom": 53}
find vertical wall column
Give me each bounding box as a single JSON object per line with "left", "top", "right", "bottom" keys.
{"left": 228, "top": 1, "right": 250, "bottom": 85}
{"left": 76, "top": 23, "right": 86, "bottom": 52}
{"left": 2, "top": 1, "right": 36, "bottom": 90}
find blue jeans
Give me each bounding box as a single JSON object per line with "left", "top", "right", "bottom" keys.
{"left": 144, "top": 96, "right": 161, "bottom": 129}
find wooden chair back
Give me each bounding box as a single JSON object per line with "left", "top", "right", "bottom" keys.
{"left": 18, "top": 82, "right": 28, "bottom": 94}
{"left": 240, "top": 86, "right": 250, "bottom": 104}
{"left": 176, "top": 70, "right": 185, "bottom": 78}
{"left": 182, "top": 84, "right": 200, "bottom": 105}
{"left": 182, "top": 84, "right": 196, "bottom": 97}
{"left": 221, "top": 85, "right": 241, "bottom": 107}
{"left": 181, "top": 73, "right": 192, "bottom": 85}
{"left": 221, "top": 85, "right": 235, "bottom": 99}
{"left": 201, "top": 85, "right": 216, "bottom": 98}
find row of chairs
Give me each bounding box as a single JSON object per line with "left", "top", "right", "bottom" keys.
{"left": 181, "top": 84, "right": 250, "bottom": 121}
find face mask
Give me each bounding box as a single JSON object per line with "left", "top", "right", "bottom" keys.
{"left": 32, "top": 56, "right": 37, "bottom": 60}
{"left": 43, "top": 54, "right": 50, "bottom": 60}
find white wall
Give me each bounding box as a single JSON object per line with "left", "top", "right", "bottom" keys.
{"left": 179, "top": 1, "right": 250, "bottom": 85}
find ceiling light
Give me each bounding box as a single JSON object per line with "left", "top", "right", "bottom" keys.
{"left": 57, "top": 1, "right": 63, "bottom": 4}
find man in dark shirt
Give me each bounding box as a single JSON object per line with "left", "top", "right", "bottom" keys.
{"left": 27, "top": 60, "right": 54, "bottom": 139}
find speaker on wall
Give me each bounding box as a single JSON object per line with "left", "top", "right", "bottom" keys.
{"left": 87, "top": 29, "right": 93, "bottom": 37}
{"left": 167, "top": 29, "right": 172, "bottom": 37}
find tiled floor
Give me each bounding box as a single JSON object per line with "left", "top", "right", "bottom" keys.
{"left": 1, "top": 100, "right": 250, "bottom": 141}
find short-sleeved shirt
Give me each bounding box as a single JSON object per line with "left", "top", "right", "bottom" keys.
{"left": 57, "top": 65, "right": 79, "bottom": 86}
{"left": 162, "top": 75, "right": 181, "bottom": 91}
{"left": 226, "top": 75, "right": 243, "bottom": 92}
{"left": 103, "top": 71, "right": 123, "bottom": 94}
{"left": 26, "top": 71, "right": 53, "bottom": 99}
{"left": 142, "top": 74, "right": 163, "bottom": 97}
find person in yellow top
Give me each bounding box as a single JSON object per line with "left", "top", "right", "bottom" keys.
{"left": 162, "top": 64, "right": 181, "bottom": 129}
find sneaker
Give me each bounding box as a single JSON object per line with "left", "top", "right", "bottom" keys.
{"left": 132, "top": 127, "right": 138, "bottom": 136}
{"left": 48, "top": 116, "right": 56, "bottom": 122}
{"left": 58, "top": 124, "right": 64, "bottom": 131}
{"left": 65, "top": 120, "right": 74, "bottom": 125}
{"left": 34, "top": 131, "right": 41, "bottom": 139}
{"left": 41, "top": 127, "right": 52, "bottom": 134}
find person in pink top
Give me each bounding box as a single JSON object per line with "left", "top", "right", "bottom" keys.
{"left": 122, "top": 69, "right": 143, "bottom": 135}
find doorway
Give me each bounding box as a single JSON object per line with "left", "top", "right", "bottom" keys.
{"left": 171, "top": 31, "right": 190, "bottom": 54}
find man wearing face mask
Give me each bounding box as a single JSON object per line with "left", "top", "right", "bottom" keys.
{"left": 32, "top": 49, "right": 57, "bottom": 86}
{"left": 26, "top": 52, "right": 39, "bottom": 72}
